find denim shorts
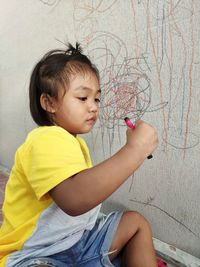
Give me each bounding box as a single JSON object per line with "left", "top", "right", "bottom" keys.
{"left": 18, "top": 211, "right": 123, "bottom": 267}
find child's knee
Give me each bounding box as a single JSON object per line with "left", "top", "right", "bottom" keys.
{"left": 124, "top": 210, "right": 152, "bottom": 231}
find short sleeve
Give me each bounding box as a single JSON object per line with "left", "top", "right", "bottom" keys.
{"left": 23, "top": 128, "right": 90, "bottom": 200}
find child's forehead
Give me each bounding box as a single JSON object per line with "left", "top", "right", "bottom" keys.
{"left": 68, "top": 71, "right": 98, "bottom": 81}
{"left": 68, "top": 72, "right": 100, "bottom": 91}
{"left": 73, "top": 85, "right": 101, "bottom": 94}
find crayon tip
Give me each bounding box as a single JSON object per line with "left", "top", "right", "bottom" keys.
{"left": 124, "top": 117, "right": 129, "bottom": 122}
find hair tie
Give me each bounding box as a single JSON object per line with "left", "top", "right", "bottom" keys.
{"left": 66, "top": 42, "right": 83, "bottom": 55}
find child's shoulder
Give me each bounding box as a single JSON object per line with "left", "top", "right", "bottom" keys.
{"left": 27, "top": 126, "right": 73, "bottom": 140}
{"left": 16, "top": 127, "right": 89, "bottom": 157}
{"left": 19, "top": 126, "right": 77, "bottom": 152}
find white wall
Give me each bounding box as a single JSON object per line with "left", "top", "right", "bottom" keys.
{"left": 0, "top": 0, "right": 200, "bottom": 257}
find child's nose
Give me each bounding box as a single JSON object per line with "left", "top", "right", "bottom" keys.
{"left": 88, "top": 100, "right": 98, "bottom": 112}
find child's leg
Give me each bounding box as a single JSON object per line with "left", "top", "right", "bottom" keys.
{"left": 109, "top": 211, "right": 157, "bottom": 267}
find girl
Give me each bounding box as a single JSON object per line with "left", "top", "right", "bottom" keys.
{"left": 0, "top": 43, "right": 158, "bottom": 267}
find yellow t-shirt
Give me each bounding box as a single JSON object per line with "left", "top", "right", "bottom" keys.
{"left": 0, "top": 126, "right": 98, "bottom": 267}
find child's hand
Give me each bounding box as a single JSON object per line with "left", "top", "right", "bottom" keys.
{"left": 125, "top": 120, "right": 158, "bottom": 159}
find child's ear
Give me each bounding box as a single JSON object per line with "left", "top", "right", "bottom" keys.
{"left": 40, "top": 93, "right": 57, "bottom": 113}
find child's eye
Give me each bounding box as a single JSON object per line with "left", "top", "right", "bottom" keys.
{"left": 95, "top": 98, "right": 100, "bottom": 103}
{"left": 78, "top": 97, "right": 87, "bottom": 101}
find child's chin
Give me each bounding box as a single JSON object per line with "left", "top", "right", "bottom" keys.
{"left": 78, "top": 128, "right": 92, "bottom": 134}
{"left": 81, "top": 129, "right": 92, "bottom": 134}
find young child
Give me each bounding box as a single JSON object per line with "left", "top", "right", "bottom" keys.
{"left": 0, "top": 43, "right": 158, "bottom": 267}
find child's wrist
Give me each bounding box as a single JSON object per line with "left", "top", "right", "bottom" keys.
{"left": 123, "top": 144, "right": 146, "bottom": 166}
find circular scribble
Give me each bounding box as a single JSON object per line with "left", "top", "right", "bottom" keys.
{"left": 99, "top": 63, "right": 151, "bottom": 128}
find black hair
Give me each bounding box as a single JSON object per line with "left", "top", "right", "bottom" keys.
{"left": 29, "top": 42, "right": 99, "bottom": 126}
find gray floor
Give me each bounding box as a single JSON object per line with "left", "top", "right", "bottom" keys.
{"left": 164, "top": 261, "right": 177, "bottom": 267}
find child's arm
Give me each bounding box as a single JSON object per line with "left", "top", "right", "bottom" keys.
{"left": 49, "top": 120, "right": 158, "bottom": 216}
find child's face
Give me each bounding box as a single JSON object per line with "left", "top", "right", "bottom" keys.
{"left": 53, "top": 72, "right": 101, "bottom": 135}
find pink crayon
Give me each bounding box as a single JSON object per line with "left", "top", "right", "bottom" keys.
{"left": 124, "top": 117, "right": 136, "bottom": 129}
{"left": 124, "top": 117, "right": 153, "bottom": 159}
